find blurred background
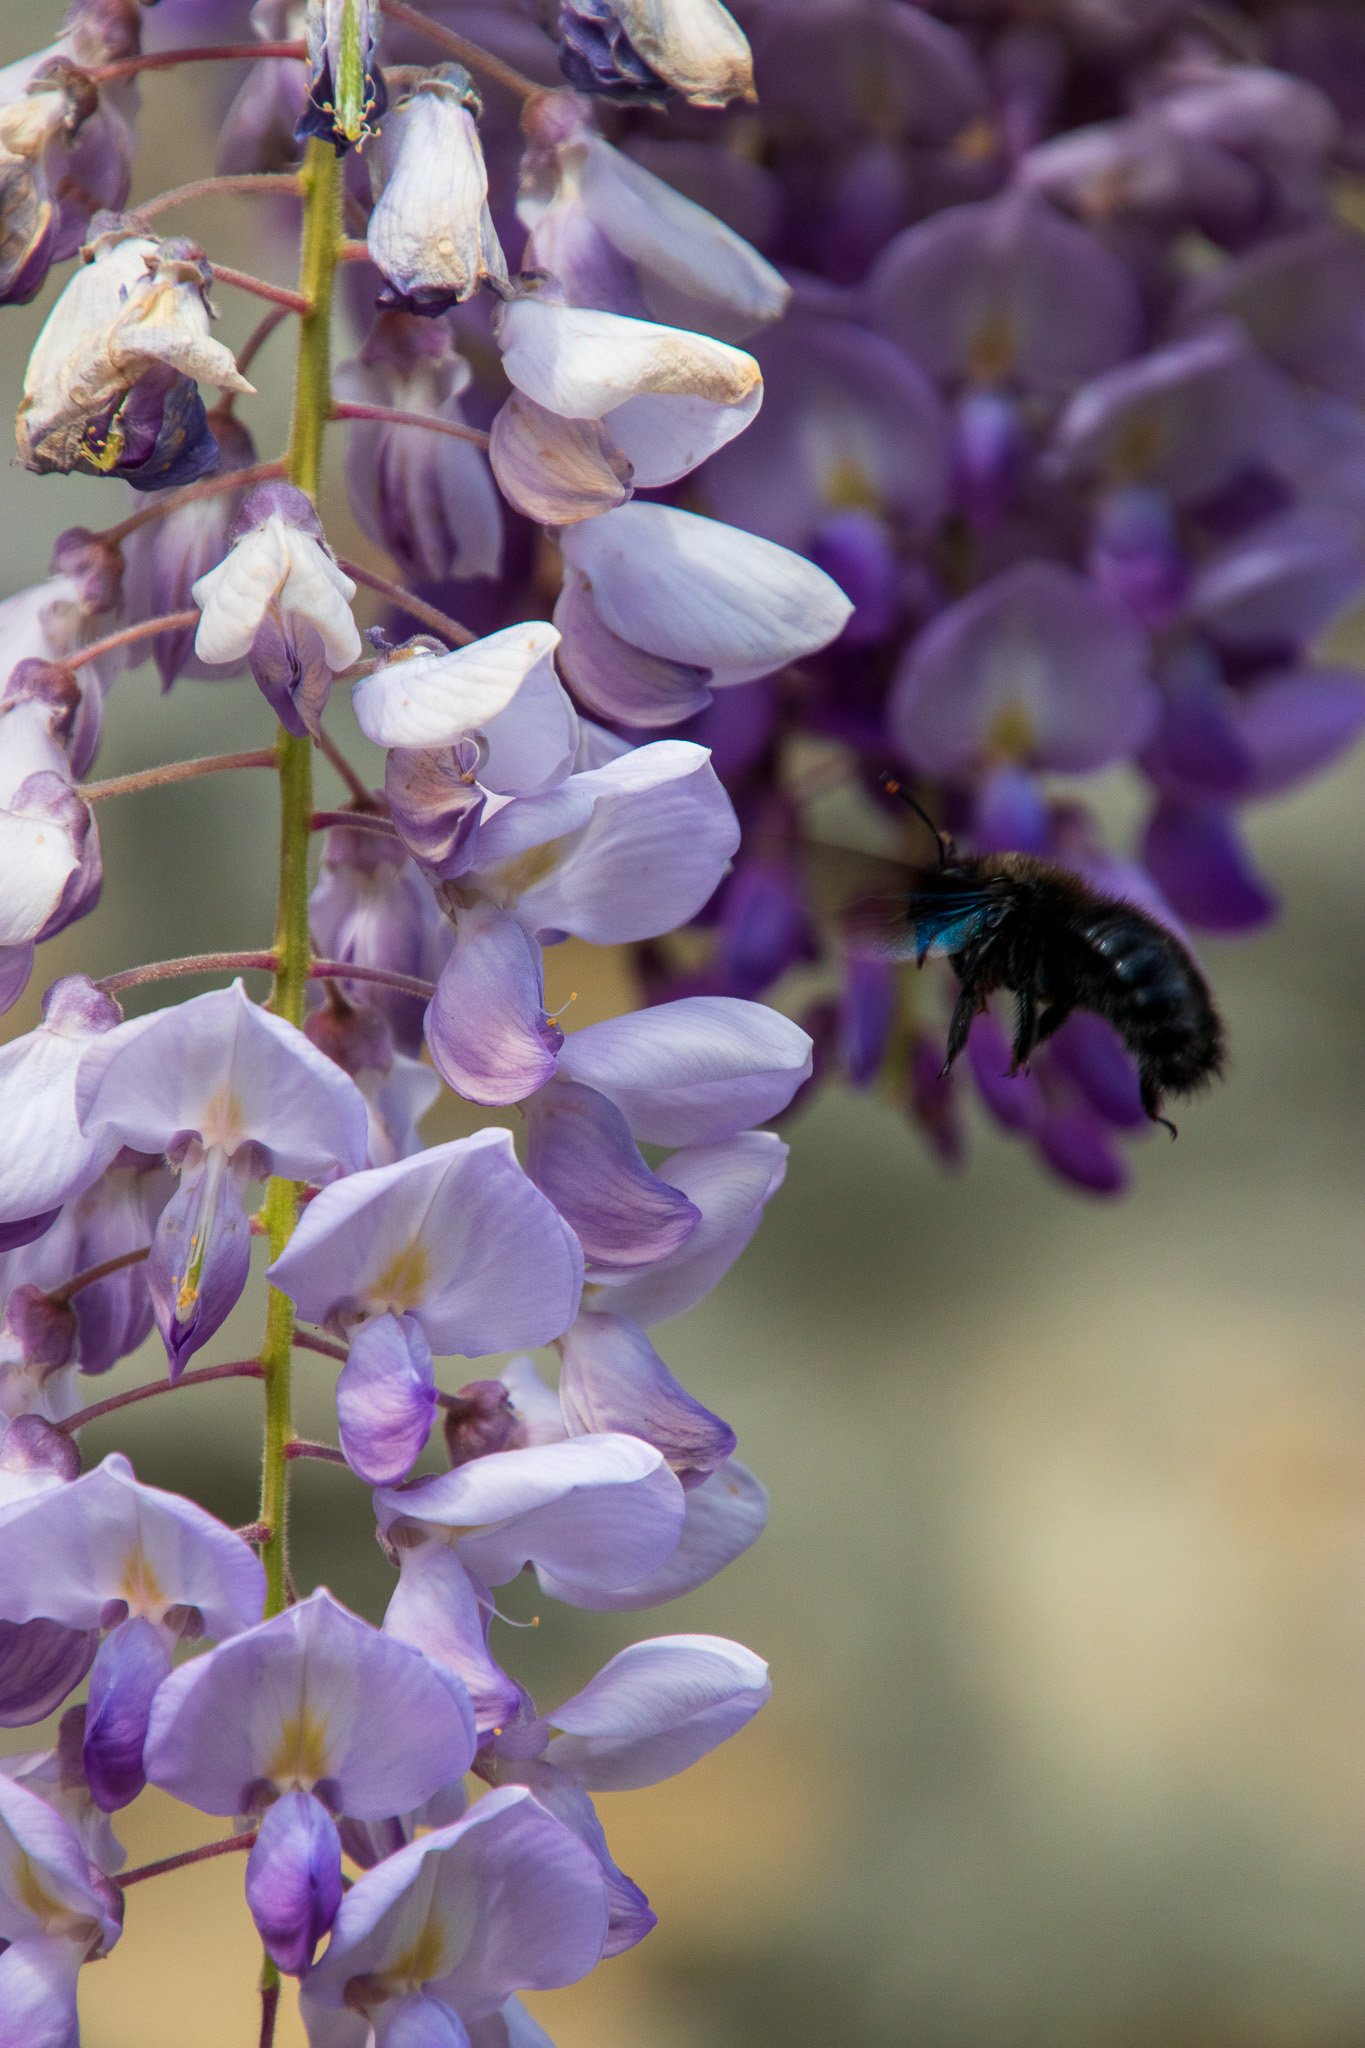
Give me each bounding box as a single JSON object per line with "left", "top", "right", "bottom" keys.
{"left": 6, "top": 6, "right": 1365, "bottom": 2046}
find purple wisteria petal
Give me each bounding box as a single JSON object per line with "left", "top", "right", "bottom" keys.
{"left": 586, "top": 1131, "right": 788, "bottom": 1326}
{"left": 0, "top": 1769, "right": 121, "bottom": 1955}
{"left": 545, "top": 1633, "right": 769, "bottom": 1790}
{"left": 556, "top": 1312, "right": 735, "bottom": 1484}
{"left": 1184, "top": 506, "right": 1365, "bottom": 653}
{"left": 869, "top": 192, "right": 1141, "bottom": 393}
{"left": 0, "top": 1619, "right": 97, "bottom": 1728}
{"left": 0, "top": 1933, "right": 86, "bottom": 2048}
{"left": 0, "top": 1451, "right": 265, "bottom": 1638}
{"left": 145, "top": 1589, "right": 476, "bottom": 1819}
{"left": 336, "top": 1312, "right": 437, "bottom": 1485}
{"left": 1048, "top": 1014, "right": 1146, "bottom": 1130}
{"left": 889, "top": 561, "right": 1158, "bottom": 775}
{"left": 336, "top": 314, "right": 502, "bottom": 584}
{"left": 482, "top": 1760, "right": 653, "bottom": 1960}
{"left": 1036, "top": 1102, "right": 1127, "bottom": 1196}
{"left": 298, "top": 1787, "right": 608, "bottom": 2035}
{"left": 353, "top": 625, "right": 562, "bottom": 752}
{"left": 524, "top": 1079, "right": 701, "bottom": 1271}
{"left": 518, "top": 105, "right": 788, "bottom": 340}
{"left": 0, "top": 977, "right": 122, "bottom": 1230}
{"left": 1143, "top": 798, "right": 1278, "bottom": 932}
{"left": 76, "top": 980, "right": 369, "bottom": 1182}
{"left": 967, "top": 1012, "right": 1045, "bottom": 1133}
{"left": 1050, "top": 327, "right": 1308, "bottom": 502}
{"left": 269, "top": 1131, "right": 584, "bottom": 1354}
{"left": 558, "top": 998, "right": 812, "bottom": 1145}
{"left": 81, "top": 1614, "right": 171, "bottom": 1812}
{"left": 467, "top": 2002, "right": 555, "bottom": 2048}
{"left": 424, "top": 906, "right": 564, "bottom": 1107}
{"left": 246, "top": 1789, "right": 343, "bottom": 1977}
{"left": 383, "top": 1543, "right": 524, "bottom": 1739}
{"left": 1239, "top": 669, "right": 1365, "bottom": 799}
{"left": 310, "top": 825, "right": 451, "bottom": 1056}
{"left": 385, "top": 748, "right": 486, "bottom": 880}
{"left": 550, "top": 568, "right": 711, "bottom": 728}
{"left": 145, "top": 1151, "right": 252, "bottom": 1376}
{"left": 562, "top": 1455, "right": 767, "bottom": 1611}
{"left": 556, "top": 504, "right": 852, "bottom": 692}
{"left": 367, "top": 68, "right": 507, "bottom": 314}
{"left": 121, "top": 413, "right": 260, "bottom": 689}
{"left": 473, "top": 741, "right": 739, "bottom": 945}
{"left": 1180, "top": 221, "right": 1365, "bottom": 401}
{"left": 375, "top": 1435, "right": 687, "bottom": 1601}
{"left": 490, "top": 391, "right": 633, "bottom": 526}
{"left": 700, "top": 316, "right": 952, "bottom": 551}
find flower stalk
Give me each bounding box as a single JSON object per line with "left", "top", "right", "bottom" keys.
{"left": 258, "top": 139, "right": 342, "bottom": 1644}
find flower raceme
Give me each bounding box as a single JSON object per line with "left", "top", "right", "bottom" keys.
{"left": 5, "top": 0, "right": 1355, "bottom": 2035}
{"left": 0, "top": 7, "right": 835, "bottom": 2011}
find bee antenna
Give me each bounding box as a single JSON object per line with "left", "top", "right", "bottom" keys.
{"left": 878, "top": 772, "right": 953, "bottom": 866}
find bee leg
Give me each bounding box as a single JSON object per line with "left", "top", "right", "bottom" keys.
{"left": 1008, "top": 980, "right": 1040, "bottom": 1075}
{"left": 1032, "top": 1000, "right": 1073, "bottom": 1050}
{"left": 1140, "top": 1073, "right": 1178, "bottom": 1139}
{"left": 941, "top": 983, "right": 979, "bottom": 1076}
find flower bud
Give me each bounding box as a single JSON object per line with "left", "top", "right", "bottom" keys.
{"left": 366, "top": 66, "right": 509, "bottom": 315}
{"left": 298, "top": 0, "right": 386, "bottom": 152}
{"left": 17, "top": 219, "right": 254, "bottom": 491}
{"left": 192, "top": 482, "right": 362, "bottom": 735}
{"left": 557, "top": 0, "right": 755, "bottom": 109}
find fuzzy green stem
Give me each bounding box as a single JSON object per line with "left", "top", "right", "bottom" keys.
{"left": 258, "top": 141, "right": 341, "bottom": 1646}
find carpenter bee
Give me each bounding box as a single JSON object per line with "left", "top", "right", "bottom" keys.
{"left": 867, "top": 776, "right": 1226, "bottom": 1135}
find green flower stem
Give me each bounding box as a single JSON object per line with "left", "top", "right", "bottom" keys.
{"left": 258, "top": 140, "right": 342, "bottom": 1629}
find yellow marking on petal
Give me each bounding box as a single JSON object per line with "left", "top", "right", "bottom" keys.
{"left": 987, "top": 698, "right": 1037, "bottom": 762}
{"left": 14, "top": 1852, "right": 65, "bottom": 1923}
{"left": 120, "top": 1545, "right": 167, "bottom": 1615}
{"left": 951, "top": 116, "right": 999, "bottom": 164}
{"left": 384, "top": 1911, "right": 457, "bottom": 1992}
{"left": 267, "top": 1707, "right": 333, "bottom": 1790}
{"left": 370, "top": 1238, "right": 431, "bottom": 1313}
{"left": 967, "top": 310, "right": 1017, "bottom": 386}
{"left": 200, "top": 1087, "right": 246, "bottom": 1152}
{"left": 484, "top": 834, "right": 578, "bottom": 901}
{"left": 1109, "top": 411, "right": 1168, "bottom": 483}
{"left": 823, "top": 456, "right": 880, "bottom": 515}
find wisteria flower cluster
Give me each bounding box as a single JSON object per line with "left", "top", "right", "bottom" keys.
{"left": 0, "top": 1, "right": 851, "bottom": 2041}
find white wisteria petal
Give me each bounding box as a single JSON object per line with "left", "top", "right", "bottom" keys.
{"left": 558, "top": 503, "right": 852, "bottom": 686}
{"left": 352, "top": 624, "right": 561, "bottom": 751}
{"left": 499, "top": 298, "right": 761, "bottom": 488}
{"left": 193, "top": 516, "right": 360, "bottom": 671}
{"left": 605, "top": 0, "right": 755, "bottom": 105}
{"left": 367, "top": 70, "right": 509, "bottom": 312}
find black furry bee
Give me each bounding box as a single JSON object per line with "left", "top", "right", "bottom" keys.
{"left": 870, "top": 778, "right": 1226, "bottom": 1135}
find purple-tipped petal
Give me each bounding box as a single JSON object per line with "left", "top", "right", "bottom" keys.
{"left": 383, "top": 1543, "right": 525, "bottom": 1740}
{"left": 81, "top": 1615, "right": 171, "bottom": 1813}
{"left": 145, "top": 1589, "right": 476, "bottom": 1821}
{"left": 559, "top": 998, "right": 811, "bottom": 1145}
{"left": 269, "top": 1131, "right": 584, "bottom": 1356}
{"left": 870, "top": 191, "right": 1141, "bottom": 393}
{"left": 554, "top": 567, "right": 713, "bottom": 727}
{"left": 525, "top": 1079, "right": 700, "bottom": 1271}
{"left": 1143, "top": 798, "right": 1278, "bottom": 932}
{"left": 1047, "top": 1014, "right": 1146, "bottom": 1129}
{"left": 557, "top": 1312, "right": 735, "bottom": 1485}
{"left": 560, "top": 1456, "right": 766, "bottom": 1611}
{"left": 376, "top": 1435, "right": 687, "bottom": 1602}
{"left": 1240, "top": 667, "right": 1365, "bottom": 798}
{"left": 337, "top": 1313, "right": 437, "bottom": 1485}
{"left": 546, "top": 1633, "right": 769, "bottom": 1790}
{"left": 889, "top": 561, "right": 1157, "bottom": 776}
{"left": 592, "top": 1132, "right": 788, "bottom": 1326}
{"left": 146, "top": 1153, "right": 252, "bottom": 1378}
{"left": 1036, "top": 1104, "right": 1129, "bottom": 1196}
{"left": 424, "top": 907, "right": 564, "bottom": 1108}
{"left": 0, "top": 1619, "right": 97, "bottom": 1729}
{"left": 246, "top": 1790, "right": 343, "bottom": 1977}
{"left": 489, "top": 1761, "right": 654, "bottom": 1960}
{"left": 298, "top": 1787, "right": 609, "bottom": 2031}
